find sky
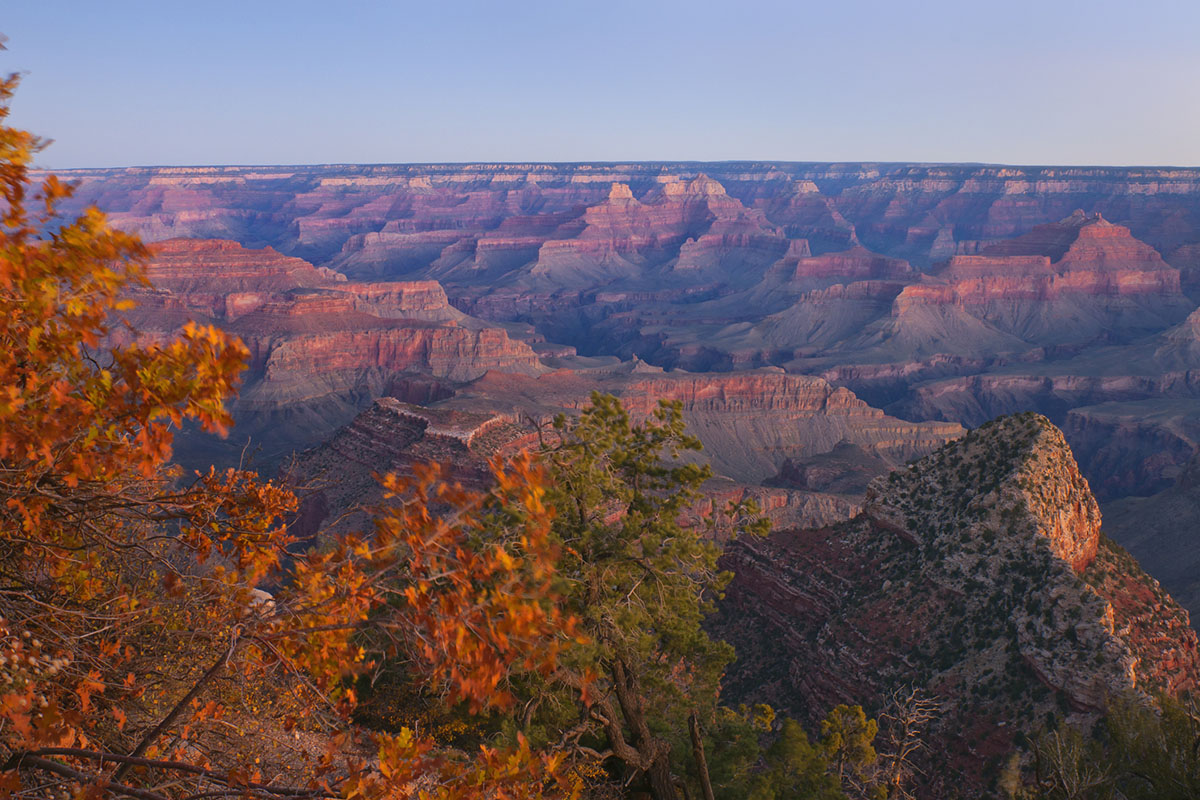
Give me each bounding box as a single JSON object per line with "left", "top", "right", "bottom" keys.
{"left": 5, "top": 0, "right": 1200, "bottom": 168}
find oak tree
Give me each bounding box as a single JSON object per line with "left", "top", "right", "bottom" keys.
{"left": 0, "top": 69, "right": 578, "bottom": 800}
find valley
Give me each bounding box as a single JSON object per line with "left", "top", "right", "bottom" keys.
{"left": 53, "top": 161, "right": 1200, "bottom": 795}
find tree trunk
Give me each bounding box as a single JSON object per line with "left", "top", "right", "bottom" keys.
{"left": 647, "top": 751, "right": 680, "bottom": 800}
{"left": 612, "top": 659, "right": 680, "bottom": 800}
{"left": 689, "top": 710, "right": 716, "bottom": 800}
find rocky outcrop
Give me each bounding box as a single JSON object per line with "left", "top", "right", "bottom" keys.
{"left": 435, "top": 364, "right": 964, "bottom": 484}
{"left": 524, "top": 176, "right": 788, "bottom": 288}
{"left": 334, "top": 228, "right": 468, "bottom": 279}
{"left": 714, "top": 413, "right": 1199, "bottom": 795}
{"left": 879, "top": 213, "right": 1190, "bottom": 355}
{"left": 138, "top": 238, "right": 345, "bottom": 320}
{"left": 216, "top": 315, "right": 541, "bottom": 469}
{"left": 120, "top": 239, "right": 547, "bottom": 471}
{"left": 145, "top": 238, "right": 341, "bottom": 291}
{"left": 946, "top": 212, "right": 1180, "bottom": 296}
{"left": 132, "top": 241, "right": 543, "bottom": 383}
{"left": 137, "top": 239, "right": 469, "bottom": 324}
{"left": 249, "top": 325, "right": 542, "bottom": 387}
{"left": 772, "top": 244, "right": 916, "bottom": 287}
{"left": 611, "top": 371, "right": 963, "bottom": 482}
{"left": 335, "top": 281, "right": 465, "bottom": 321}
{"left": 286, "top": 397, "right": 538, "bottom": 537}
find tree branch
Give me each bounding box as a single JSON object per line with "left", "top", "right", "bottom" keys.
{"left": 3, "top": 754, "right": 169, "bottom": 800}
{"left": 113, "top": 627, "right": 240, "bottom": 781}
{"left": 16, "top": 748, "right": 330, "bottom": 798}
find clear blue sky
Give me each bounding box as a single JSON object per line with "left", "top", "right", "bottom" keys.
{"left": 6, "top": 0, "right": 1200, "bottom": 168}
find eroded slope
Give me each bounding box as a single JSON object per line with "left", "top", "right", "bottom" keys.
{"left": 714, "top": 413, "right": 1198, "bottom": 795}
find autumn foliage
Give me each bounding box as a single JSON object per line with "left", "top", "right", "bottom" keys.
{"left": 0, "top": 70, "right": 580, "bottom": 800}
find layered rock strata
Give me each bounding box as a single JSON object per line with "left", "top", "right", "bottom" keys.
{"left": 121, "top": 239, "right": 546, "bottom": 469}
{"left": 433, "top": 364, "right": 964, "bottom": 484}
{"left": 882, "top": 212, "right": 1189, "bottom": 353}
{"left": 57, "top": 167, "right": 1200, "bottom": 507}
{"left": 290, "top": 363, "right": 963, "bottom": 538}
{"left": 49, "top": 163, "right": 1200, "bottom": 271}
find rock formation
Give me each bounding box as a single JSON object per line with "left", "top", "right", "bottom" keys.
{"left": 121, "top": 239, "right": 546, "bottom": 470}
{"left": 713, "top": 413, "right": 1199, "bottom": 795}
{"left": 286, "top": 397, "right": 539, "bottom": 536}
{"left": 883, "top": 212, "right": 1189, "bottom": 352}
{"left": 289, "top": 363, "right": 963, "bottom": 538}
{"left": 123, "top": 238, "right": 968, "bottom": 498}
{"left": 49, "top": 162, "right": 1200, "bottom": 275}
{"left": 54, "top": 166, "right": 1200, "bottom": 376}
{"left": 434, "top": 364, "right": 964, "bottom": 484}
{"left": 772, "top": 243, "right": 915, "bottom": 287}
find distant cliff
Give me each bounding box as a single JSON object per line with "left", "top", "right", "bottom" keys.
{"left": 47, "top": 162, "right": 1200, "bottom": 270}
{"left": 288, "top": 366, "right": 964, "bottom": 538}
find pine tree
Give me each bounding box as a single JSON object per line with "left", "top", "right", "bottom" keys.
{"left": 520, "top": 392, "right": 768, "bottom": 799}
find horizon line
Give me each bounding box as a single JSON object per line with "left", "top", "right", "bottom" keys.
{"left": 33, "top": 158, "right": 1200, "bottom": 174}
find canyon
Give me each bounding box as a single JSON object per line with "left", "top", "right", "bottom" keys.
{"left": 128, "top": 237, "right": 961, "bottom": 538}
{"left": 76, "top": 162, "right": 1200, "bottom": 617}
{"left": 286, "top": 363, "right": 962, "bottom": 538}
{"left": 62, "top": 161, "right": 1200, "bottom": 794}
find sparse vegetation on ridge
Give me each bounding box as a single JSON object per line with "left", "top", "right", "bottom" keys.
{"left": 714, "top": 410, "right": 1199, "bottom": 797}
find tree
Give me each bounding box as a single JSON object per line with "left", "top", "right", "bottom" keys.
{"left": 486, "top": 394, "right": 880, "bottom": 800}
{"left": 1023, "top": 694, "right": 1200, "bottom": 800}
{"left": 1028, "top": 724, "right": 1114, "bottom": 800}
{"left": 820, "top": 704, "right": 882, "bottom": 799}
{"left": 0, "top": 69, "right": 579, "bottom": 800}
{"left": 1104, "top": 693, "right": 1200, "bottom": 800}
{"left": 875, "top": 686, "right": 937, "bottom": 799}
{"left": 505, "top": 393, "right": 769, "bottom": 800}
{"left": 691, "top": 704, "right": 773, "bottom": 800}
{"left": 748, "top": 719, "right": 846, "bottom": 800}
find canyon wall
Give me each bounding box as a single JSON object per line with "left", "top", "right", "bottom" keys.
{"left": 289, "top": 364, "right": 963, "bottom": 540}
{"left": 49, "top": 163, "right": 1200, "bottom": 271}
{"left": 122, "top": 238, "right": 545, "bottom": 469}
